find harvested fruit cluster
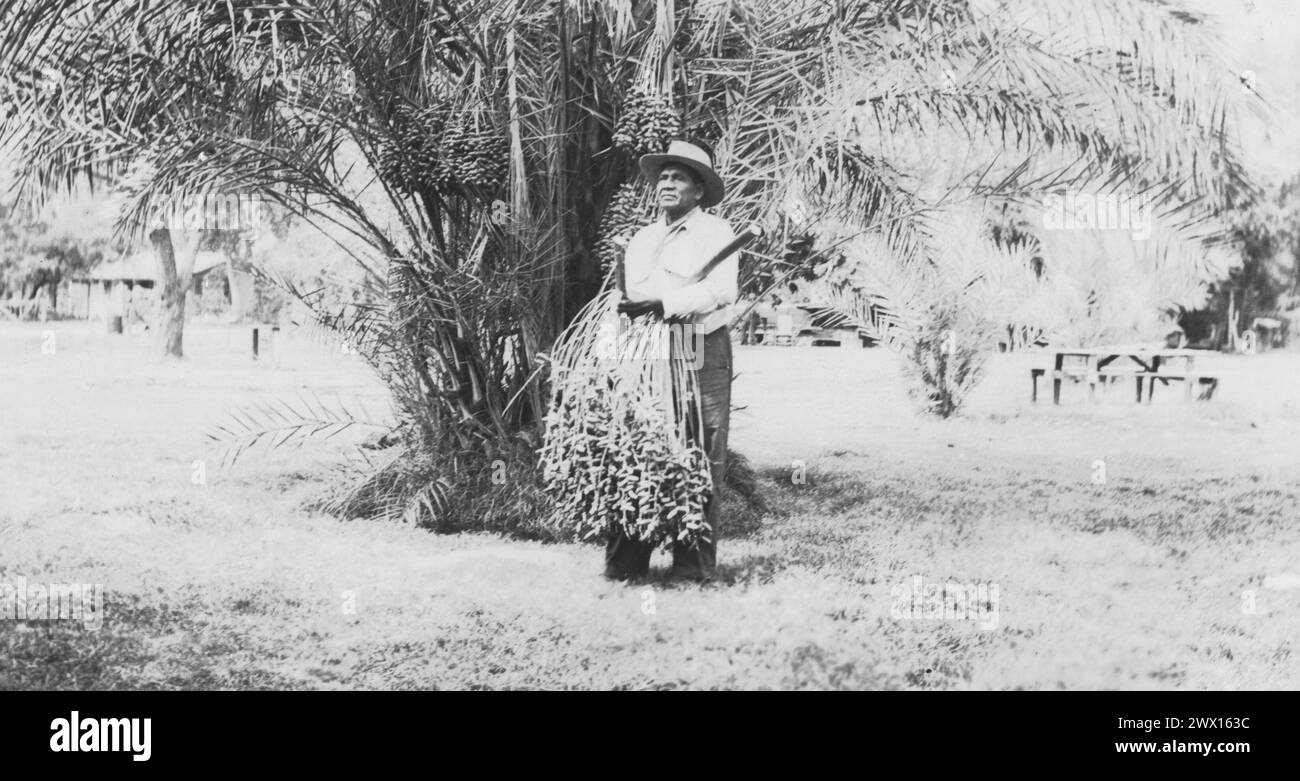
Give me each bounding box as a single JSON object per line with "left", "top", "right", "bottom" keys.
{"left": 539, "top": 293, "right": 715, "bottom": 551}
{"left": 541, "top": 383, "right": 713, "bottom": 548}
{"left": 612, "top": 88, "right": 682, "bottom": 156}
{"left": 378, "top": 105, "right": 506, "bottom": 194}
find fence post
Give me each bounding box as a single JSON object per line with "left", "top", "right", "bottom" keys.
{"left": 269, "top": 325, "right": 281, "bottom": 367}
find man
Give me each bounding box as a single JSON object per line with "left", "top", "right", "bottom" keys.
{"left": 606, "top": 139, "right": 738, "bottom": 582}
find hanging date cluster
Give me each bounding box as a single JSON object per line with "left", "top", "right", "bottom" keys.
{"left": 613, "top": 87, "right": 683, "bottom": 157}
{"left": 594, "top": 183, "right": 656, "bottom": 278}
{"left": 378, "top": 104, "right": 507, "bottom": 195}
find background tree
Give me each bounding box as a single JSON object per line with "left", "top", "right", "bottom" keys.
{"left": 1192, "top": 172, "right": 1300, "bottom": 347}
{"left": 0, "top": 182, "right": 116, "bottom": 319}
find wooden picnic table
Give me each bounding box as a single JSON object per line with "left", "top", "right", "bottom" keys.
{"left": 1041, "top": 348, "right": 1200, "bottom": 404}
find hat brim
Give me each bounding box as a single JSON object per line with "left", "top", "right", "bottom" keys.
{"left": 638, "top": 153, "right": 725, "bottom": 208}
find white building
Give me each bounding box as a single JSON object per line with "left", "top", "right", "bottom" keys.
{"left": 63, "top": 250, "right": 227, "bottom": 322}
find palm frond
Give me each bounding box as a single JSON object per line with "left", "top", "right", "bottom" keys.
{"left": 206, "top": 390, "right": 393, "bottom": 468}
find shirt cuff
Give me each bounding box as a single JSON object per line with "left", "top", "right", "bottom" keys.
{"left": 661, "top": 283, "right": 717, "bottom": 320}
{"left": 662, "top": 265, "right": 738, "bottom": 320}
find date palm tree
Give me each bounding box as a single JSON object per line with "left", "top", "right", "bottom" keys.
{"left": 0, "top": 0, "right": 1258, "bottom": 522}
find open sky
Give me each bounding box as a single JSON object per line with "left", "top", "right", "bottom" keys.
{"left": 1186, "top": 0, "right": 1300, "bottom": 183}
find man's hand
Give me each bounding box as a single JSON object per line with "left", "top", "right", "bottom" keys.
{"left": 617, "top": 299, "right": 664, "bottom": 320}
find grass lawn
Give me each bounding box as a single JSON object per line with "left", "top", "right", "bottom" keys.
{"left": 2, "top": 320, "right": 1298, "bottom": 689}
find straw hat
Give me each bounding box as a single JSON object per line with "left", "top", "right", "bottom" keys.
{"left": 638, "top": 140, "right": 725, "bottom": 208}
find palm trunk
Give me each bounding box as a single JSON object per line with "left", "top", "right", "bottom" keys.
{"left": 151, "top": 227, "right": 185, "bottom": 358}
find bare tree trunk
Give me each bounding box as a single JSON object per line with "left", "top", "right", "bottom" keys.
{"left": 26, "top": 281, "right": 43, "bottom": 321}
{"left": 151, "top": 228, "right": 186, "bottom": 358}
{"left": 225, "top": 249, "right": 246, "bottom": 323}
{"left": 1226, "top": 287, "right": 1237, "bottom": 352}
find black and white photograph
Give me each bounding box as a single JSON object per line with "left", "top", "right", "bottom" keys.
{"left": 1, "top": 0, "right": 1298, "bottom": 720}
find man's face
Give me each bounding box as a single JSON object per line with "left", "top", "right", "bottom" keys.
{"left": 656, "top": 163, "right": 703, "bottom": 214}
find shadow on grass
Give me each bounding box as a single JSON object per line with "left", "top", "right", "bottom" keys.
{"left": 628, "top": 553, "right": 788, "bottom": 591}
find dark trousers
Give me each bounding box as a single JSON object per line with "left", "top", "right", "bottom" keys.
{"left": 605, "top": 326, "right": 732, "bottom": 579}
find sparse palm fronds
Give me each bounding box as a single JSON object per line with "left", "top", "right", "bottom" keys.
{"left": 811, "top": 209, "right": 1039, "bottom": 415}
{"left": 207, "top": 391, "right": 394, "bottom": 468}
{"left": 721, "top": 447, "right": 767, "bottom": 517}
{"left": 312, "top": 432, "right": 556, "bottom": 539}
{"left": 904, "top": 305, "right": 997, "bottom": 418}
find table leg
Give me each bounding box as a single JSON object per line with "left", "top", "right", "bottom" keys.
{"left": 1053, "top": 353, "right": 1064, "bottom": 405}
{"left": 1135, "top": 375, "right": 1143, "bottom": 403}
{"left": 1148, "top": 355, "right": 1162, "bottom": 404}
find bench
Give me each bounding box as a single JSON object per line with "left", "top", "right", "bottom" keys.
{"left": 1032, "top": 368, "right": 1219, "bottom": 402}
{"left": 1144, "top": 374, "right": 1219, "bottom": 402}
{"left": 1032, "top": 368, "right": 1146, "bottom": 402}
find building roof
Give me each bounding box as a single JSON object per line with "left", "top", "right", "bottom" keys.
{"left": 79, "top": 250, "right": 227, "bottom": 281}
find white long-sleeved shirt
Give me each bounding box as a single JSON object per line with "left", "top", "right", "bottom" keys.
{"left": 623, "top": 205, "right": 738, "bottom": 334}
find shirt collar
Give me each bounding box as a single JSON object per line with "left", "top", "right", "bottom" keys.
{"left": 660, "top": 204, "right": 702, "bottom": 233}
